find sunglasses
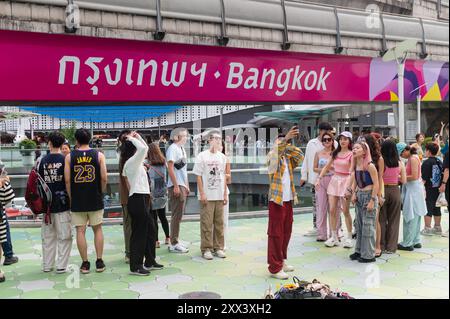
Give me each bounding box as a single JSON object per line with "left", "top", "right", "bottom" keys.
{"left": 322, "top": 138, "right": 333, "bottom": 142}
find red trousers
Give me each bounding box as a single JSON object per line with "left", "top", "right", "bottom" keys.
{"left": 267, "top": 201, "right": 293, "bottom": 274}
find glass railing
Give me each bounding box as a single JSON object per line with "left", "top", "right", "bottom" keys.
{"left": 1, "top": 145, "right": 306, "bottom": 168}
{"left": 6, "top": 167, "right": 312, "bottom": 221}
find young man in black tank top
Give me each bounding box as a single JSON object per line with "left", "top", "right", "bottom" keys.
{"left": 65, "top": 129, "right": 108, "bottom": 274}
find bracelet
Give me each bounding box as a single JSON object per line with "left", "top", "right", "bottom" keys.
{"left": 443, "top": 181, "right": 447, "bottom": 185}
{"left": 346, "top": 188, "right": 353, "bottom": 194}
{"left": 371, "top": 196, "right": 377, "bottom": 201}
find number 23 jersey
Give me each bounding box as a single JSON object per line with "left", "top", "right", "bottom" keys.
{"left": 70, "top": 149, "right": 104, "bottom": 212}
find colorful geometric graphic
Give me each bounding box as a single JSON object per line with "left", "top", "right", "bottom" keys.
{"left": 370, "top": 59, "right": 449, "bottom": 103}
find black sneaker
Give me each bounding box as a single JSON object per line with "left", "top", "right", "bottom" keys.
{"left": 358, "top": 257, "right": 376, "bottom": 263}
{"left": 3, "top": 256, "right": 19, "bottom": 266}
{"left": 96, "top": 259, "right": 106, "bottom": 273}
{"left": 130, "top": 267, "right": 150, "bottom": 276}
{"left": 80, "top": 261, "right": 90, "bottom": 274}
{"left": 414, "top": 243, "right": 422, "bottom": 249}
{"left": 144, "top": 262, "right": 164, "bottom": 271}
{"left": 397, "top": 244, "right": 414, "bottom": 251}
{"left": 349, "top": 252, "right": 361, "bottom": 261}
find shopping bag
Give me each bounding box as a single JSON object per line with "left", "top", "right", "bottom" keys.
{"left": 436, "top": 192, "right": 448, "bottom": 207}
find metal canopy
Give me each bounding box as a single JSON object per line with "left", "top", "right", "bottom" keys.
{"left": 19, "top": 106, "right": 182, "bottom": 123}
{"left": 254, "top": 108, "right": 337, "bottom": 122}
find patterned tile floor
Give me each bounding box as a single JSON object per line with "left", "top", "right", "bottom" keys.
{"left": 1, "top": 213, "right": 448, "bottom": 299}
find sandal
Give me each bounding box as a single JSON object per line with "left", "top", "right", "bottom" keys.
{"left": 375, "top": 251, "right": 382, "bottom": 258}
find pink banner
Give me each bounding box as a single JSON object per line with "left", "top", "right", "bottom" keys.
{"left": 0, "top": 30, "right": 447, "bottom": 104}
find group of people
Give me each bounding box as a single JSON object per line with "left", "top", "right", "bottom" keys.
{"left": 1, "top": 122, "right": 449, "bottom": 283}
{"left": 266, "top": 122, "right": 449, "bottom": 280}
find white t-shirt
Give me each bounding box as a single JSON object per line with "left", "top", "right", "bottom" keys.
{"left": 166, "top": 143, "right": 189, "bottom": 189}
{"left": 122, "top": 135, "right": 150, "bottom": 197}
{"left": 193, "top": 150, "right": 227, "bottom": 201}
{"left": 282, "top": 158, "right": 293, "bottom": 202}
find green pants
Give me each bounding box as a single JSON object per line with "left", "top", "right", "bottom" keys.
{"left": 400, "top": 215, "right": 421, "bottom": 248}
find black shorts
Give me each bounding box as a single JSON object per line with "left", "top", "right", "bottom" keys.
{"left": 425, "top": 187, "right": 441, "bottom": 217}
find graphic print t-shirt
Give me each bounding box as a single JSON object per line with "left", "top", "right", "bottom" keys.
{"left": 39, "top": 153, "right": 70, "bottom": 213}
{"left": 193, "top": 150, "right": 227, "bottom": 201}
{"left": 422, "top": 157, "right": 443, "bottom": 189}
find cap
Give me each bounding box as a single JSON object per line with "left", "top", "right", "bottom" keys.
{"left": 396, "top": 142, "right": 407, "bottom": 155}
{"left": 338, "top": 131, "right": 353, "bottom": 140}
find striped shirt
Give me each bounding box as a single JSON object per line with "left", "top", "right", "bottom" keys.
{"left": 0, "top": 182, "right": 15, "bottom": 243}
{"left": 267, "top": 141, "right": 304, "bottom": 206}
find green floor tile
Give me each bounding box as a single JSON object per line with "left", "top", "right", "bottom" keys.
{"left": 93, "top": 281, "right": 129, "bottom": 291}
{"left": 0, "top": 288, "right": 23, "bottom": 298}
{"left": 7, "top": 215, "right": 448, "bottom": 299}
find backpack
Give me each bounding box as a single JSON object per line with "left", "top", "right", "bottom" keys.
{"left": 25, "top": 158, "right": 53, "bottom": 224}
{"left": 147, "top": 164, "right": 168, "bottom": 210}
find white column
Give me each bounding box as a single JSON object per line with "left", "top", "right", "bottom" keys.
{"left": 417, "top": 95, "right": 421, "bottom": 134}
{"left": 398, "top": 61, "right": 406, "bottom": 143}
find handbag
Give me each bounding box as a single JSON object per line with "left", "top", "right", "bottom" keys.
{"left": 275, "top": 277, "right": 322, "bottom": 300}
{"left": 436, "top": 192, "right": 448, "bottom": 207}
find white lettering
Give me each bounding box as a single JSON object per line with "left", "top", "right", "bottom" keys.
{"left": 304, "top": 71, "right": 318, "bottom": 91}
{"left": 291, "top": 65, "right": 306, "bottom": 90}
{"left": 317, "top": 67, "right": 331, "bottom": 91}
{"left": 104, "top": 58, "right": 122, "bottom": 85}
{"left": 275, "top": 68, "right": 294, "bottom": 96}
{"left": 244, "top": 68, "right": 259, "bottom": 89}
{"left": 58, "top": 56, "right": 80, "bottom": 84}
{"left": 190, "top": 63, "right": 207, "bottom": 87}
{"left": 137, "top": 59, "right": 158, "bottom": 86}
{"left": 161, "top": 61, "right": 187, "bottom": 87}
{"left": 126, "top": 59, "right": 134, "bottom": 85}
{"left": 260, "top": 69, "right": 275, "bottom": 89}
{"left": 85, "top": 57, "right": 103, "bottom": 95}
{"left": 226, "top": 62, "right": 244, "bottom": 89}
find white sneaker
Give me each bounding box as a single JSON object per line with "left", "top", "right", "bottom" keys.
{"left": 324, "top": 237, "right": 339, "bottom": 247}
{"left": 169, "top": 243, "right": 189, "bottom": 253}
{"left": 432, "top": 226, "right": 443, "bottom": 236}
{"left": 283, "top": 263, "right": 294, "bottom": 272}
{"left": 420, "top": 227, "right": 434, "bottom": 236}
{"left": 304, "top": 228, "right": 318, "bottom": 237}
{"left": 343, "top": 238, "right": 354, "bottom": 248}
{"left": 442, "top": 230, "right": 449, "bottom": 238}
{"left": 270, "top": 270, "right": 289, "bottom": 280}
{"left": 214, "top": 250, "right": 226, "bottom": 258}
{"left": 203, "top": 250, "right": 214, "bottom": 260}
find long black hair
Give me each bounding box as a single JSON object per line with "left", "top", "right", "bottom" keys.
{"left": 364, "top": 134, "right": 381, "bottom": 170}
{"left": 332, "top": 135, "right": 352, "bottom": 159}
{"left": 381, "top": 140, "right": 399, "bottom": 168}
{"left": 119, "top": 140, "right": 137, "bottom": 175}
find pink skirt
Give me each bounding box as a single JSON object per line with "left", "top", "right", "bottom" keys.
{"left": 327, "top": 174, "right": 351, "bottom": 197}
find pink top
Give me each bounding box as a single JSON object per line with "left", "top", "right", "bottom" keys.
{"left": 334, "top": 152, "right": 353, "bottom": 175}
{"left": 406, "top": 155, "right": 421, "bottom": 180}
{"left": 383, "top": 166, "right": 401, "bottom": 184}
